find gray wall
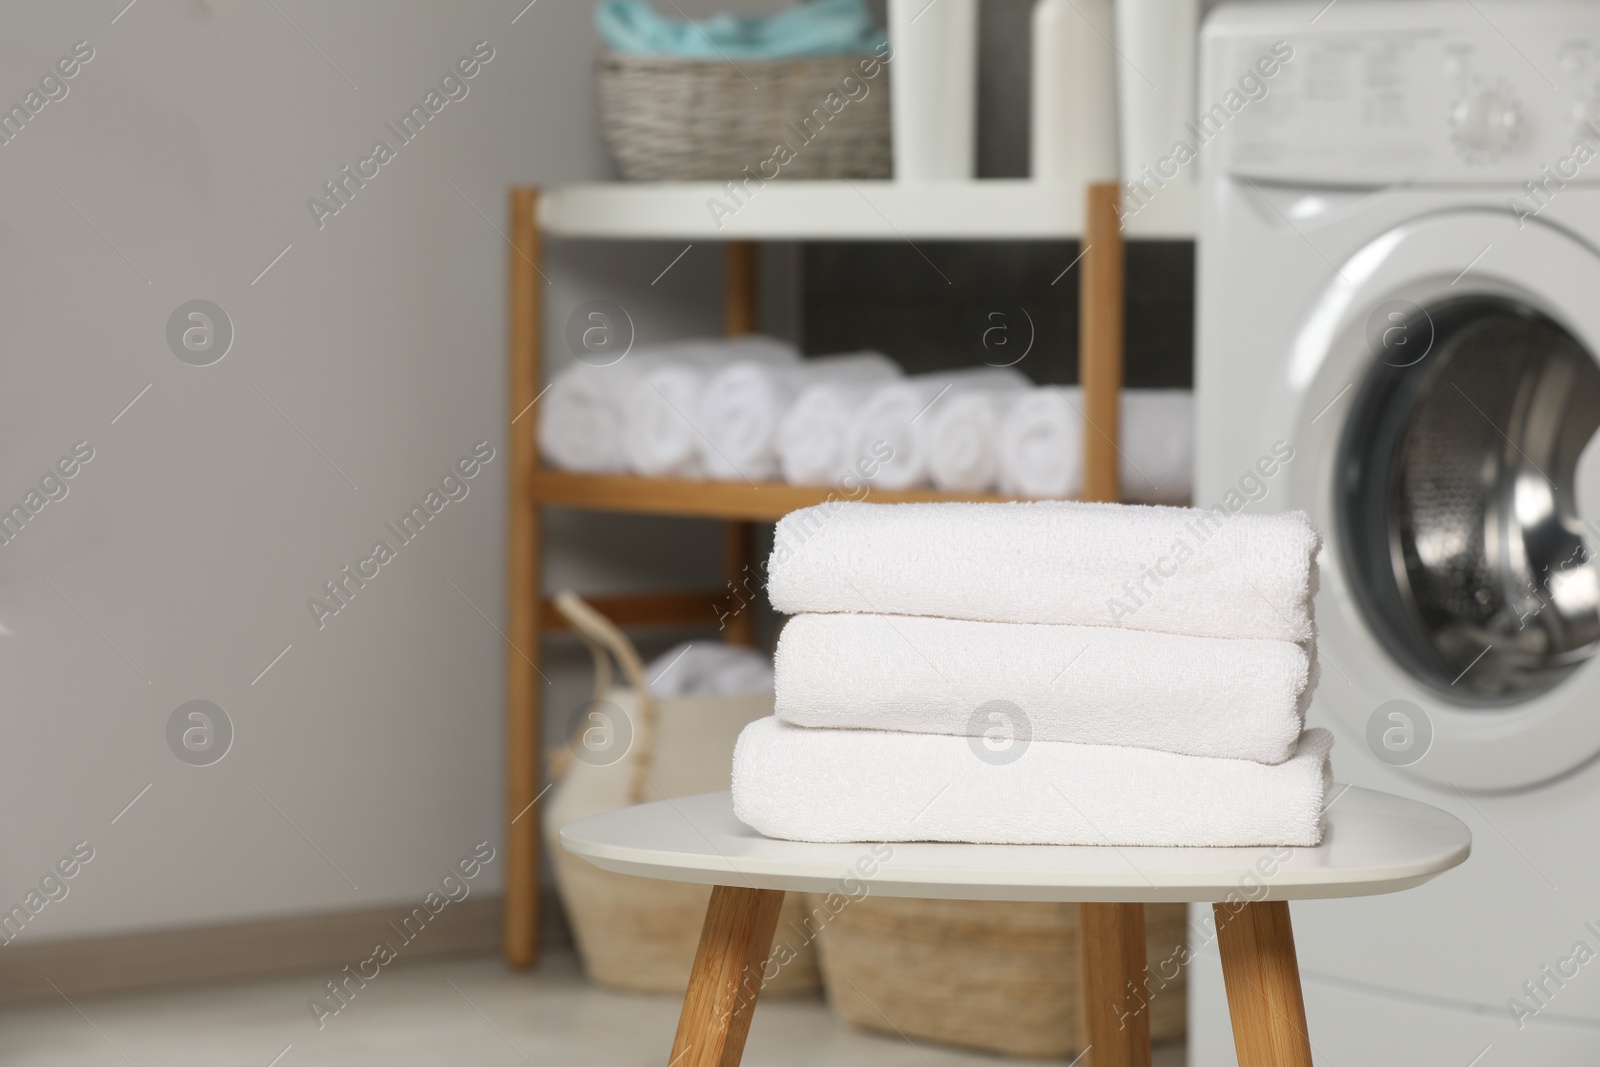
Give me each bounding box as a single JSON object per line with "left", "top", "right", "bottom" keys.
{"left": 0, "top": 0, "right": 789, "bottom": 943}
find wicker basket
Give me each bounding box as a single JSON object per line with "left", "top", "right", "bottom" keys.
{"left": 597, "top": 52, "right": 891, "bottom": 181}
{"left": 807, "top": 896, "right": 1189, "bottom": 1058}
{"left": 544, "top": 592, "right": 818, "bottom": 995}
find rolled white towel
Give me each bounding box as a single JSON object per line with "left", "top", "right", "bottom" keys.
{"left": 622, "top": 361, "right": 717, "bottom": 478}
{"left": 538, "top": 360, "right": 646, "bottom": 473}
{"left": 698, "top": 352, "right": 900, "bottom": 482}
{"left": 849, "top": 368, "right": 1030, "bottom": 490}
{"left": 767, "top": 500, "right": 1319, "bottom": 643}
{"left": 645, "top": 640, "right": 774, "bottom": 697}
{"left": 997, "top": 387, "right": 1081, "bottom": 498}
{"left": 927, "top": 390, "right": 1019, "bottom": 493}
{"left": 1124, "top": 389, "right": 1194, "bottom": 504}
{"left": 540, "top": 337, "right": 795, "bottom": 473}
{"left": 732, "top": 717, "right": 1333, "bottom": 846}
{"left": 774, "top": 613, "right": 1311, "bottom": 763}
{"left": 619, "top": 336, "right": 799, "bottom": 478}
{"left": 997, "top": 387, "right": 1194, "bottom": 502}
{"left": 776, "top": 379, "right": 887, "bottom": 486}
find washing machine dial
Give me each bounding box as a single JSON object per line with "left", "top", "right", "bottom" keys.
{"left": 1449, "top": 84, "right": 1522, "bottom": 162}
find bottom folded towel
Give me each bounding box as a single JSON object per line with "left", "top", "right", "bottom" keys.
{"left": 732, "top": 717, "right": 1333, "bottom": 847}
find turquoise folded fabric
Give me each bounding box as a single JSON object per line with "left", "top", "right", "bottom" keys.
{"left": 595, "top": 0, "right": 887, "bottom": 59}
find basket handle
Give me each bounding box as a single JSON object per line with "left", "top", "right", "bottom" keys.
{"left": 550, "top": 590, "right": 659, "bottom": 805}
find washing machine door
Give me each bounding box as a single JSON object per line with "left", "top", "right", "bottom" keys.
{"left": 1286, "top": 209, "right": 1600, "bottom": 789}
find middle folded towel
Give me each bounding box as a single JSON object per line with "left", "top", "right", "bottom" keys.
{"left": 774, "top": 613, "right": 1310, "bottom": 763}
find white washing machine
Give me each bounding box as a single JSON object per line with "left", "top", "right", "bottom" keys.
{"left": 1193, "top": 2, "right": 1600, "bottom": 1064}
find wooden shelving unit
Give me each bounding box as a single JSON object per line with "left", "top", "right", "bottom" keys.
{"left": 504, "top": 180, "right": 1145, "bottom": 967}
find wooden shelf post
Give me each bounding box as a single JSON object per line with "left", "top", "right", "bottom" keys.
{"left": 1080, "top": 182, "right": 1125, "bottom": 504}
{"left": 505, "top": 188, "right": 542, "bottom": 968}
{"left": 724, "top": 241, "right": 761, "bottom": 337}
{"left": 722, "top": 242, "right": 760, "bottom": 648}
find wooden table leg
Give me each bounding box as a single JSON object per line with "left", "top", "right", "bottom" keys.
{"left": 1213, "top": 901, "right": 1315, "bottom": 1067}
{"left": 669, "top": 885, "right": 785, "bottom": 1067}
{"left": 1078, "top": 902, "right": 1152, "bottom": 1067}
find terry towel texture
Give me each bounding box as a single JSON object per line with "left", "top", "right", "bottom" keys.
{"left": 774, "top": 613, "right": 1311, "bottom": 763}
{"left": 768, "top": 500, "right": 1319, "bottom": 643}
{"left": 732, "top": 717, "right": 1334, "bottom": 846}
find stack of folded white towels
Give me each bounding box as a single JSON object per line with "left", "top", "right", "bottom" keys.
{"left": 537, "top": 335, "right": 1193, "bottom": 501}
{"left": 732, "top": 500, "right": 1334, "bottom": 847}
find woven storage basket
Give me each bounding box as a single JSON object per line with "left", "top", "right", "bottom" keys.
{"left": 807, "top": 896, "right": 1188, "bottom": 1058}
{"left": 597, "top": 53, "right": 891, "bottom": 181}
{"left": 544, "top": 592, "right": 818, "bottom": 995}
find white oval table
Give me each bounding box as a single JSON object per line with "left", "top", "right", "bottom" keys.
{"left": 562, "top": 787, "right": 1470, "bottom": 1067}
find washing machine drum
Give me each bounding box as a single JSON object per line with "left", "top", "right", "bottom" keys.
{"left": 1339, "top": 297, "right": 1600, "bottom": 704}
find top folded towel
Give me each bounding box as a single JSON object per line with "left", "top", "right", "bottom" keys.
{"left": 767, "top": 500, "right": 1320, "bottom": 643}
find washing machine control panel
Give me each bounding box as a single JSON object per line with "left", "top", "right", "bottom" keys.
{"left": 1207, "top": 9, "right": 1600, "bottom": 186}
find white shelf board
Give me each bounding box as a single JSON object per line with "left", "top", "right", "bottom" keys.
{"left": 539, "top": 179, "right": 1195, "bottom": 241}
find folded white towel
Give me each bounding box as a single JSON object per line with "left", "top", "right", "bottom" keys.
{"left": 849, "top": 368, "right": 1030, "bottom": 490}
{"left": 768, "top": 500, "right": 1319, "bottom": 643}
{"left": 997, "top": 387, "right": 1193, "bottom": 503}
{"left": 732, "top": 717, "right": 1333, "bottom": 846}
{"left": 776, "top": 379, "right": 888, "bottom": 486}
{"left": 698, "top": 352, "right": 901, "bottom": 481}
{"left": 646, "top": 640, "right": 774, "bottom": 697}
{"left": 925, "top": 390, "right": 1015, "bottom": 493}
{"left": 774, "top": 613, "right": 1310, "bottom": 763}
{"left": 619, "top": 337, "right": 800, "bottom": 478}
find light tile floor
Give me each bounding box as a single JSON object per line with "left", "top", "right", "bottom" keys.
{"left": 0, "top": 951, "right": 1187, "bottom": 1066}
